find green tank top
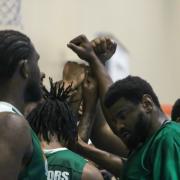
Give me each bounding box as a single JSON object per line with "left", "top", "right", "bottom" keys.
{"left": 0, "top": 101, "right": 47, "bottom": 180}
{"left": 18, "top": 129, "right": 48, "bottom": 180}
{"left": 44, "top": 148, "right": 87, "bottom": 180}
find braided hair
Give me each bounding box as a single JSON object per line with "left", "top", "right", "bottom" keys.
{"left": 27, "top": 78, "right": 77, "bottom": 144}
{"left": 0, "top": 30, "right": 34, "bottom": 80}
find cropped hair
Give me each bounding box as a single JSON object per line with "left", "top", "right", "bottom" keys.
{"left": 104, "top": 75, "right": 161, "bottom": 109}
{"left": 171, "top": 99, "right": 180, "bottom": 121}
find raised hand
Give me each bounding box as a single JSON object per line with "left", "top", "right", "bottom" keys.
{"left": 63, "top": 61, "right": 87, "bottom": 89}
{"left": 67, "top": 35, "right": 96, "bottom": 62}
{"left": 91, "top": 37, "right": 117, "bottom": 64}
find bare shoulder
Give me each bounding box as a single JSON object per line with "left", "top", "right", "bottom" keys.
{"left": 0, "top": 112, "right": 32, "bottom": 150}
{"left": 0, "top": 112, "right": 30, "bottom": 133}
{"left": 82, "top": 162, "right": 103, "bottom": 180}
{"left": 0, "top": 112, "right": 32, "bottom": 178}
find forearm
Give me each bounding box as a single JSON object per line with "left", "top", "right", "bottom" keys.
{"left": 77, "top": 142, "right": 124, "bottom": 177}
{"left": 91, "top": 102, "right": 129, "bottom": 157}
{"left": 88, "top": 55, "right": 116, "bottom": 130}
{"left": 89, "top": 54, "right": 113, "bottom": 99}
{"left": 78, "top": 111, "right": 96, "bottom": 143}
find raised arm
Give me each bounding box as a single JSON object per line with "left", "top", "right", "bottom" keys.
{"left": 91, "top": 102, "right": 128, "bottom": 157}
{"left": 67, "top": 35, "right": 129, "bottom": 157}
{"left": 78, "top": 74, "right": 98, "bottom": 142}
{"left": 67, "top": 35, "right": 115, "bottom": 123}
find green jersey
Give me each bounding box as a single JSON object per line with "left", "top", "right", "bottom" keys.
{"left": 44, "top": 148, "right": 87, "bottom": 180}
{"left": 122, "top": 121, "right": 180, "bottom": 180}
{"left": 18, "top": 129, "right": 48, "bottom": 180}
{"left": 0, "top": 101, "right": 47, "bottom": 180}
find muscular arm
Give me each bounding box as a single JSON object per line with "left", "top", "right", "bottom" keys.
{"left": 78, "top": 74, "right": 98, "bottom": 143}
{"left": 91, "top": 102, "right": 128, "bottom": 157}
{"left": 77, "top": 137, "right": 125, "bottom": 177}
{"left": 67, "top": 35, "right": 129, "bottom": 157}
{"left": 78, "top": 109, "right": 96, "bottom": 143}
{"left": 88, "top": 43, "right": 119, "bottom": 133}
{"left": 0, "top": 113, "right": 32, "bottom": 179}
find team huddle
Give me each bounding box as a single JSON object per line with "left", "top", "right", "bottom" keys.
{"left": 0, "top": 30, "right": 180, "bottom": 180}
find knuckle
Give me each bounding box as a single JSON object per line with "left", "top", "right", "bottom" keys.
{"left": 80, "top": 34, "right": 86, "bottom": 40}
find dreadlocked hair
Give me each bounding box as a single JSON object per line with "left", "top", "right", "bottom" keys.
{"left": 0, "top": 30, "right": 34, "bottom": 80}
{"left": 27, "top": 77, "right": 77, "bottom": 144}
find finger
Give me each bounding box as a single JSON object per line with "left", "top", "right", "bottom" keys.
{"left": 91, "top": 41, "right": 96, "bottom": 49}
{"left": 94, "top": 38, "right": 104, "bottom": 53}
{"left": 112, "top": 43, "right": 117, "bottom": 53}
{"left": 91, "top": 38, "right": 101, "bottom": 53}
{"left": 70, "top": 34, "right": 88, "bottom": 45}
{"left": 106, "top": 38, "right": 116, "bottom": 49}
{"left": 69, "top": 35, "right": 83, "bottom": 45}
{"left": 106, "top": 38, "right": 117, "bottom": 53}
{"left": 109, "top": 41, "right": 117, "bottom": 53}
{"left": 67, "top": 43, "right": 83, "bottom": 54}
{"left": 99, "top": 37, "right": 107, "bottom": 53}
{"left": 94, "top": 38, "right": 101, "bottom": 45}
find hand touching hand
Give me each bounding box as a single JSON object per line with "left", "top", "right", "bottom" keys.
{"left": 91, "top": 37, "right": 117, "bottom": 64}
{"left": 67, "top": 35, "right": 96, "bottom": 62}
{"left": 63, "top": 61, "right": 87, "bottom": 89}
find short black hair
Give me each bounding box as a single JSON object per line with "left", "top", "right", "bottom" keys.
{"left": 0, "top": 30, "right": 34, "bottom": 79}
{"left": 171, "top": 99, "right": 180, "bottom": 121}
{"left": 27, "top": 78, "right": 77, "bottom": 144}
{"left": 104, "top": 75, "right": 161, "bottom": 109}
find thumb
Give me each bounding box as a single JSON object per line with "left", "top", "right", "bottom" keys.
{"left": 112, "top": 43, "right": 117, "bottom": 53}
{"left": 67, "top": 43, "right": 83, "bottom": 54}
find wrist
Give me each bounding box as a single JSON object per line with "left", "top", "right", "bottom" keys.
{"left": 88, "top": 52, "right": 100, "bottom": 64}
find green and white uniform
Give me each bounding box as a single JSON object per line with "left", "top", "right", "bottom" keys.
{"left": 121, "top": 121, "right": 180, "bottom": 180}
{"left": 0, "top": 101, "right": 48, "bottom": 180}
{"left": 44, "top": 147, "right": 87, "bottom": 180}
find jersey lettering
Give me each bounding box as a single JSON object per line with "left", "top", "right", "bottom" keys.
{"left": 48, "top": 170, "right": 69, "bottom": 180}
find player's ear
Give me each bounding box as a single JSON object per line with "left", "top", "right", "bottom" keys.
{"left": 142, "top": 94, "right": 153, "bottom": 113}
{"left": 19, "top": 59, "right": 29, "bottom": 79}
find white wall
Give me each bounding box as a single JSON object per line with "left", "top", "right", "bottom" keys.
{"left": 0, "top": 0, "right": 179, "bottom": 104}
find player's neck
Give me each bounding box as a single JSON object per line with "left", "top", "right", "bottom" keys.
{"left": 147, "top": 109, "right": 168, "bottom": 138}
{"left": 0, "top": 81, "right": 25, "bottom": 114}
{"left": 41, "top": 137, "right": 65, "bottom": 150}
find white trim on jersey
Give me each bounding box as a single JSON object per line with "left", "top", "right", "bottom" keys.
{"left": 0, "top": 101, "right": 23, "bottom": 116}
{"left": 43, "top": 147, "right": 68, "bottom": 154}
